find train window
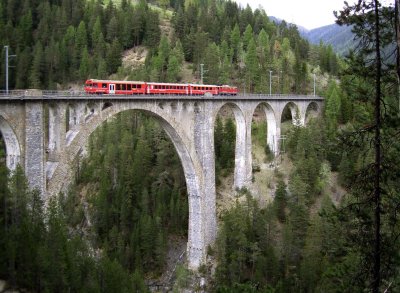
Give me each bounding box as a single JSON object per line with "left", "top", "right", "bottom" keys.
{"left": 102, "top": 83, "right": 107, "bottom": 88}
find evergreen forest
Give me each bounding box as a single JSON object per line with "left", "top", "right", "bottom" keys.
{"left": 0, "top": 0, "right": 339, "bottom": 92}
{"left": 0, "top": 0, "right": 400, "bottom": 292}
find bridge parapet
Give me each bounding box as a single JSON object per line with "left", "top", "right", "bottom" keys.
{"left": 0, "top": 90, "right": 324, "bottom": 101}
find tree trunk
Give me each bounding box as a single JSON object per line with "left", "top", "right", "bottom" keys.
{"left": 396, "top": 0, "right": 400, "bottom": 113}
{"left": 372, "top": 0, "right": 382, "bottom": 292}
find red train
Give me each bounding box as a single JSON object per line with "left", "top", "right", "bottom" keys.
{"left": 84, "top": 79, "right": 238, "bottom": 96}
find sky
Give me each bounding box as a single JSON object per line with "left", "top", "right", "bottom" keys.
{"left": 234, "top": 0, "right": 391, "bottom": 30}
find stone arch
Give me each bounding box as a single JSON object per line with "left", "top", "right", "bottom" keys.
{"left": 305, "top": 101, "right": 320, "bottom": 124}
{"left": 0, "top": 116, "right": 21, "bottom": 171}
{"left": 47, "top": 103, "right": 205, "bottom": 269}
{"left": 102, "top": 102, "right": 113, "bottom": 111}
{"left": 213, "top": 102, "right": 247, "bottom": 189}
{"left": 282, "top": 101, "right": 301, "bottom": 126}
{"left": 251, "top": 102, "right": 279, "bottom": 155}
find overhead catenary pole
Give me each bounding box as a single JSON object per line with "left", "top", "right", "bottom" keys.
{"left": 5, "top": 46, "right": 8, "bottom": 94}
{"left": 313, "top": 73, "right": 316, "bottom": 96}
{"left": 200, "top": 63, "right": 204, "bottom": 85}
{"left": 4, "top": 46, "right": 16, "bottom": 94}
{"left": 269, "top": 70, "right": 272, "bottom": 95}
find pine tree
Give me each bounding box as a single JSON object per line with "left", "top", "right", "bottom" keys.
{"left": 334, "top": 1, "right": 397, "bottom": 291}
{"left": 106, "top": 39, "right": 122, "bottom": 73}
{"left": 203, "top": 42, "right": 220, "bottom": 84}
{"left": 242, "top": 24, "right": 253, "bottom": 51}
{"left": 245, "top": 38, "right": 259, "bottom": 92}
{"left": 230, "top": 23, "right": 241, "bottom": 63}
{"left": 166, "top": 55, "right": 180, "bottom": 82}
{"left": 274, "top": 180, "right": 287, "bottom": 223}
{"left": 29, "top": 41, "right": 44, "bottom": 88}
{"left": 79, "top": 47, "right": 90, "bottom": 79}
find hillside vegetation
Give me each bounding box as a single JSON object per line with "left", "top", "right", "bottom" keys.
{"left": 0, "top": 0, "right": 338, "bottom": 92}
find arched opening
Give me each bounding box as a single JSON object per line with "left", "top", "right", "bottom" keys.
{"left": 214, "top": 103, "right": 246, "bottom": 191}
{"left": 62, "top": 109, "right": 195, "bottom": 280}
{"left": 0, "top": 116, "right": 21, "bottom": 171}
{"left": 102, "top": 101, "right": 113, "bottom": 111}
{"left": 281, "top": 101, "right": 300, "bottom": 131}
{"left": 0, "top": 132, "right": 6, "bottom": 168}
{"left": 305, "top": 101, "right": 319, "bottom": 124}
{"left": 250, "top": 103, "right": 278, "bottom": 202}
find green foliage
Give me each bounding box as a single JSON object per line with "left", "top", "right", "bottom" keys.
{"left": 274, "top": 180, "right": 287, "bottom": 223}
{"left": 215, "top": 194, "right": 279, "bottom": 291}
{"left": 80, "top": 111, "right": 188, "bottom": 277}
{"left": 0, "top": 111, "right": 190, "bottom": 291}
{"left": 0, "top": 0, "right": 160, "bottom": 89}
{"left": 0, "top": 166, "right": 147, "bottom": 292}
{"left": 214, "top": 116, "right": 236, "bottom": 181}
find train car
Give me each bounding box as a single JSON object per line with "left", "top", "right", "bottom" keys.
{"left": 189, "top": 84, "right": 219, "bottom": 95}
{"left": 146, "top": 82, "right": 189, "bottom": 95}
{"left": 84, "top": 79, "right": 238, "bottom": 96}
{"left": 218, "top": 85, "right": 238, "bottom": 95}
{"left": 85, "top": 79, "right": 146, "bottom": 95}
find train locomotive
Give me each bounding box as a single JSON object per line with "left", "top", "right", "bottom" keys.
{"left": 84, "top": 79, "right": 238, "bottom": 96}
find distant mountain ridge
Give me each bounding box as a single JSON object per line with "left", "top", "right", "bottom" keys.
{"left": 302, "top": 24, "right": 355, "bottom": 55}
{"left": 268, "top": 16, "right": 355, "bottom": 55}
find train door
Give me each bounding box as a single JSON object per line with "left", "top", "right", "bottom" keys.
{"left": 109, "top": 84, "right": 115, "bottom": 94}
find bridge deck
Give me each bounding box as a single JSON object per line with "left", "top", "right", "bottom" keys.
{"left": 0, "top": 90, "right": 323, "bottom": 101}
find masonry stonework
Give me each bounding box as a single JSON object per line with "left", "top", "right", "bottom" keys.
{"left": 0, "top": 94, "right": 323, "bottom": 269}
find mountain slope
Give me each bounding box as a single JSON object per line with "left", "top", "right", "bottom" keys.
{"left": 302, "top": 24, "right": 355, "bottom": 55}
{"left": 268, "top": 16, "right": 354, "bottom": 55}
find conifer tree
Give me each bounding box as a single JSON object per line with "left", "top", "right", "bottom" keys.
{"left": 274, "top": 180, "right": 287, "bottom": 223}
{"left": 29, "top": 41, "right": 44, "bottom": 88}
{"left": 245, "top": 38, "right": 258, "bottom": 92}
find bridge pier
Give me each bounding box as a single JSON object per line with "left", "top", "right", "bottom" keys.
{"left": 24, "top": 101, "right": 45, "bottom": 195}
{"left": 48, "top": 102, "right": 67, "bottom": 162}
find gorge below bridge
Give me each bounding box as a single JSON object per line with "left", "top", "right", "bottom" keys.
{"left": 0, "top": 91, "right": 323, "bottom": 269}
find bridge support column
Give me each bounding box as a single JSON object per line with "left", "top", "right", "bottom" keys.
{"left": 188, "top": 101, "right": 217, "bottom": 269}
{"left": 25, "top": 102, "right": 45, "bottom": 195}
{"left": 48, "top": 103, "right": 66, "bottom": 161}
{"left": 68, "top": 102, "right": 85, "bottom": 130}
{"left": 244, "top": 113, "right": 253, "bottom": 188}
{"left": 272, "top": 111, "right": 282, "bottom": 156}
{"left": 297, "top": 101, "right": 309, "bottom": 126}
{"left": 232, "top": 106, "right": 247, "bottom": 190}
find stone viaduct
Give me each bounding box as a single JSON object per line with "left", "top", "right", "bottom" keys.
{"left": 0, "top": 91, "right": 323, "bottom": 269}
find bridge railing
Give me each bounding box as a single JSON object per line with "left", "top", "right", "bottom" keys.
{"left": 0, "top": 90, "right": 323, "bottom": 100}
{"left": 0, "top": 90, "right": 27, "bottom": 97}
